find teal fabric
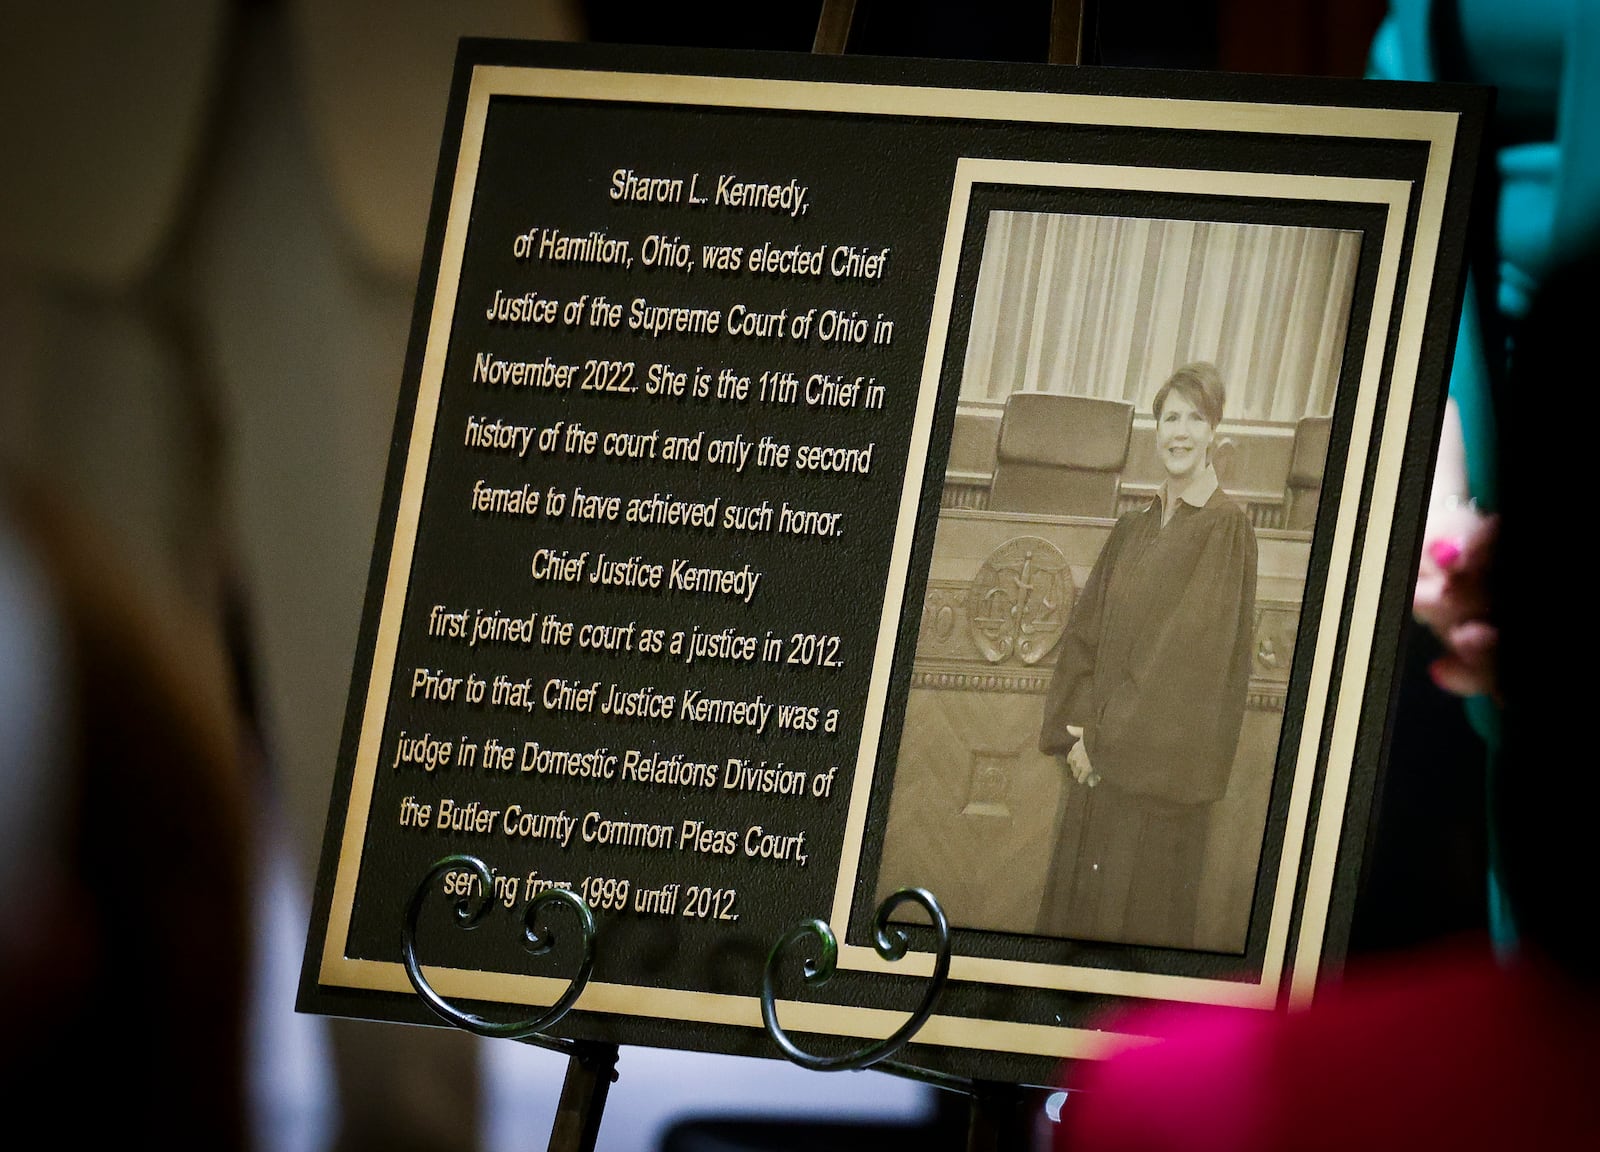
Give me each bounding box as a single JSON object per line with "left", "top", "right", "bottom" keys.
{"left": 1446, "top": 277, "right": 1506, "bottom": 948}
{"left": 1485, "top": 815, "right": 1517, "bottom": 957}
{"left": 1447, "top": 277, "right": 1496, "bottom": 512}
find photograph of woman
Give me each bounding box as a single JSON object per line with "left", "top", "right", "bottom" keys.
{"left": 1037, "top": 362, "right": 1258, "bottom": 949}
{"left": 872, "top": 209, "right": 1353, "bottom": 950}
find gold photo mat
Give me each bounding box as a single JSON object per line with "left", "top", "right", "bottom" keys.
{"left": 311, "top": 60, "right": 1459, "bottom": 1061}
{"left": 833, "top": 158, "right": 1411, "bottom": 1013}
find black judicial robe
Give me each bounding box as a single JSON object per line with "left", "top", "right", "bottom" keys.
{"left": 1040, "top": 487, "right": 1257, "bottom": 804}
{"left": 1037, "top": 487, "right": 1257, "bottom": 945}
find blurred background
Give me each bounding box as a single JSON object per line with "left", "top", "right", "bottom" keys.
{"left": 7, "top": 2, "right": 1513, "bottom": 1150}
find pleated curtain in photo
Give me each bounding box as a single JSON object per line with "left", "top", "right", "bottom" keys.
{"left": 959, "top": 212, "right": 1360, "bottom": 423}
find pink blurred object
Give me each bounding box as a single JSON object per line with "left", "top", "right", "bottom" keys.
{"left": 1055, "top": 943, "right": 1600, "bottom": 1152}
{"left": 1428, "top": 537, "right": 1463, "bottom": 569}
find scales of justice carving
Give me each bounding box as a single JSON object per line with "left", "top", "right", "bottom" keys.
{"left": 967, "top": 537, "right": 1075, "bottom": 666}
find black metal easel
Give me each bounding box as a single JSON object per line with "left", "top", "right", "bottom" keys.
{"left": 401, "top": 6, "right": 1094, "bottom": 1148}
{"left": 402, "top": 855, "right": 618, "bottom": 1152}
{"left": 403, "top": 859, "right": 985, "bottom": 1152}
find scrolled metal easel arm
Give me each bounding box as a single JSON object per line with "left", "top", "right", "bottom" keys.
{"left": 402, "top": 854, "right": 597, "bottom": 1054}
{"left": 761, "top": 887, "right": 972, "bottom": 1092}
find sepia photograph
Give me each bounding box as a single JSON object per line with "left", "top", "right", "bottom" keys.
{"left": 875, "top": 208, "right": 1359, "bottom": 952}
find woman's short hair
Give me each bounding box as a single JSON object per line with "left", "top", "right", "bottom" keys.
{"left": 1152, "top": 362, "right": 1226, "bottom": 428}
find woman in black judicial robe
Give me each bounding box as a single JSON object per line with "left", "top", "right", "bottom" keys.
{"left": 1037, "top": 363, "right": 1258, "bottom": 949}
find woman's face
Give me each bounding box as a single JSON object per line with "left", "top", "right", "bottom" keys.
{"left": 1156, "top": 389, "right": 1215, "bottom": 483}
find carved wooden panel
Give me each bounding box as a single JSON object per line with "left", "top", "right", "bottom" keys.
{"left": 875, "top": 521, "right": 1306, "bottom": 946}
{"left": 876, "top": 688, "right": 1064, "bottom": 933}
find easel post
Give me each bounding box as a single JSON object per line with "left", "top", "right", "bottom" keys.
{"left": 1049, "top": 0, "right": 1090, "bottom": 66}
{"left": 817, "top": 0, "right": 1090, "bottom": 63}
{"left": 968, "top": 1081, "right": 1038, "bottom": 1152}
{"left": 812, "top": 0, "right": 857, "bottom": 54}
{"left": 546, "top": 1041, "right": 621, "bottom": 1152}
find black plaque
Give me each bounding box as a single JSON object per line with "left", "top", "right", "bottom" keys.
{"left": 299, "top": 40, "right": 1485, "bottom": 1085}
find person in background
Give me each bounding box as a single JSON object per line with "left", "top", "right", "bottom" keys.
{"left": 1372, "top": 0, "right": 1600, "bottom": 952}
{"left": 0, "top": 475, "right": 254, "bottom": 1148}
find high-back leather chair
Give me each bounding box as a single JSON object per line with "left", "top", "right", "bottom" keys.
{"left": 1285, "top": 414, "right": 1333, "bottom": 532}
{"left": 988, "top": 393, "right": 1134, "bottom": 517}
